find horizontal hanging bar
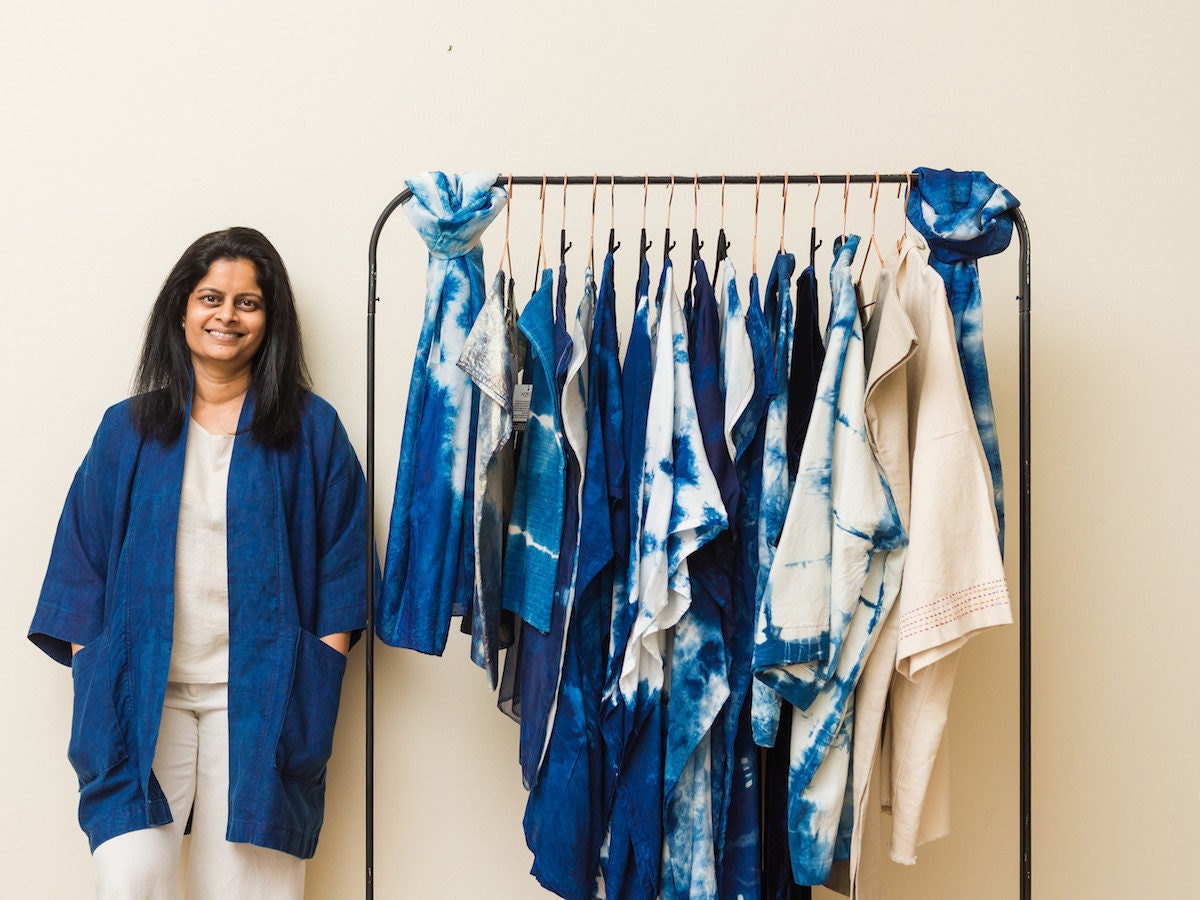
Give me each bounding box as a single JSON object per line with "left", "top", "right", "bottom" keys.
{"left": 369, "top": 172, "right": 921, "bottom": 274}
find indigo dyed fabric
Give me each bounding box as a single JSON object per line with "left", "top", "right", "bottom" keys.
{"left": 508, "top": 266, "right": 578, "bottom": 789}
{"left": 754, "top": 235, "right": 907, "bottom": 884}
{"left": 30, "top": 391, "right": 368, "bottom": 858}
{"left": 525, "top": 255, "right": 626, "bottom": 900}
{"left": 763, "top": 261, "right": 826, "bottom": 898}
{"left": 456, "top": 270, "right": 517, "bottom": 687}
{"left": 501, "top": 270, "right": 565, "bottom": 638}
{"left": 906, "top": 167, "right": 1019, "bottom": 551}
{"left": 661, "top": 259, "right": 733, "bottom": 900}
{"left": 751, "top": 251, "right": 797, "bottom": 748}
{"left": 378, "top": 171, "right": 505, "bottom": 654}
{"left": 599, "top": 258, "right": 656, "bottom": 899}
{"left": 710, "top": 257, "right": 775, "bottom": 899}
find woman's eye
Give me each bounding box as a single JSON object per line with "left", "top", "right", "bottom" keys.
{"left": 237, "top": 299, "right": 260, "bottom": 311}
{"left": 200, "top": 294, "right": 221, "bottom": 304}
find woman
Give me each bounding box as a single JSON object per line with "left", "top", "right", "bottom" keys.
{"left": 29, "top": 227, "right": 368, "bottom": 898}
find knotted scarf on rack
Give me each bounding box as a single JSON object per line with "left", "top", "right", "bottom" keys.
{"left": 377, "top": 171, "right": 506, "bottom": 654}
{"left": 906, "top": 167, "right": 1019, "bottom": 552}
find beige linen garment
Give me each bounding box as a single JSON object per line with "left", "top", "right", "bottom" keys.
{"left": 830, "top": 232, "right": 1011, "bottom": 898}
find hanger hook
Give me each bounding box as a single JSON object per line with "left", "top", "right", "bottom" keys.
{"left": 693, "top": 173, "right": 700, "bottom": 230}
{"left": 611, "top": 174, "right": 617, "bottom": 230}
{"left": 902, "top": 171, "right": 912, "bottom": 238}
{"left": 588, "top": 174, "right": 598, "bottom": 267}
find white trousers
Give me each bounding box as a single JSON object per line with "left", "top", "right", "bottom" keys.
{"left": 92, "top": 682, "right": 306, "bottom": 900}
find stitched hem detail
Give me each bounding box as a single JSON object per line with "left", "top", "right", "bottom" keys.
{"left": 897, "top": 579, "right": 1009, "bottom": 640}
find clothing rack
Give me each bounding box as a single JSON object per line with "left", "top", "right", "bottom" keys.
{"left": 363, "top": 173, "right": 1032, "bottom": 900}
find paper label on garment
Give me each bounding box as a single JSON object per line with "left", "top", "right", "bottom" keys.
{"left": 512, "top": 383, "right": 533, "bottom": 431}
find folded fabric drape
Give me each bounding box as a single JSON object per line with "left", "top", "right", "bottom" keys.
{"left": 906, "top": 167, "right": 1019, "bottom": 552}
{"left": 377, "top": 171, "right": 506, "bottom": 654}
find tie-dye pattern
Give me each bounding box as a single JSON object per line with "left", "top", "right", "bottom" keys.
{"left": 762, "top": 263, "right": 827, "bottom": 900}
{"left": 712, "top": 257, "right": 775, "bottom": 900}
{"left": 378, "top": 171, "right": 505, "bottom": 654}
{"left": 456, "top": 269, "right": 516, "bottom": 686}
{"left": 906, "top": 167, "right": 1019, "bottom": 552}
{"left": 512, "top": 265, "right": 584, "bottom": 790}
{"left": 751, "top": 251, "right": 798, "bottom": 748}
{"left": 661, "top": 259, "right": 733, "bottom": 900}
{"left": 753, "top": 235, "right": 906, "bottom": 884}
{"left": 524, "top": 266, "right": 615, "bottom": 900}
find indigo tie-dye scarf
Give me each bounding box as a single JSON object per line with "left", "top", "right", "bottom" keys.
{"left": 378, "top": 171, "right": 505, "bottom": 653}
{"left": 456, "top": 269, "right": 517, "bottom": 686}
{"left": 907, "top": 167, "right": 1019, "bottom": 551}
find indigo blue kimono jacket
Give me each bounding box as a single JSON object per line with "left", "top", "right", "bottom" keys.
{"left": 30, "top": 391, "right": 369, "bottom": 859}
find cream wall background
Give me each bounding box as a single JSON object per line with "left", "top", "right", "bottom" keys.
{"left": 3, "top": 1, "right": 1195, "bottom": 897}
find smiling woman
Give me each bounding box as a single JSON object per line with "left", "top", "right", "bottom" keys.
{"left": 28, "top": 227, "right": 368, "bottom": 899}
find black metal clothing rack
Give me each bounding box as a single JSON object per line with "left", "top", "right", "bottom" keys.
{"left": 363, "top": 173, "right": 1032, "bottom": 900}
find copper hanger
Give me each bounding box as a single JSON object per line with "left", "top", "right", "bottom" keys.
{"left": 779, "top": 172, "right": 789, "bottom": 253}
{"left": 501, "top": 173, "right": 514, "bottom": 279}
{"left": 857, "top": 172, "right": 884, "bottom": 283}
{"left": 608, "top": 174, "right": 620, "bottom": 255}
{"left": 639, "top": 173, "right": 652, "bottom": 271}
{"left": 533, "top": 174, "right": 547, "bottom": 276}
{"left": 841, "top": 172, "right": 850, "bottom": 239}
{"left": 559, "top": 174, "right": 571, "bottom": 265}
{"left": 663, "top": 174, "right": 676, "bottom": 263}
{"left": 588, "top": 173, "right": 598, "bottom": 269}
{"left": 809, "top": 172, "right": 823, "bottom": 268}
{"left": 752, "top": 172, "right": 761, "bottom": 275}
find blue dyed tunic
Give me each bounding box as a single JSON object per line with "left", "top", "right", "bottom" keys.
{"left": 906, "top": 167, "right": 1019, "bottom": 551}
{"left": 378, "top": 171, "right": 506, "bottom": 653}
{"left": 524, "top": 256, "right": 625, "bottom": 900}
{"left": 754, "top": 236, "right": 907, "bottom": 885}
{"left": 661, "top": 259, "right": 734, "bottom": 900}
{"left": 751, "top": 251, "right": 797, "bottom": 748}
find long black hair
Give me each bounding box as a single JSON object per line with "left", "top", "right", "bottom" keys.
{"left": 132, "top": 227, "right": 311, "bottom": 448}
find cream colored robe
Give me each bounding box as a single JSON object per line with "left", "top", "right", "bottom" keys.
{"left": 832, "top": 232, "right": 1011, "bottom": 898}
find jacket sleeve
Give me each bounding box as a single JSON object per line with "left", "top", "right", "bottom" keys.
{"left": 29, "top": 414, "right": 119, "bottom": 666}
{"left": 314, "top": 414, "right": 372, "bottom": 643}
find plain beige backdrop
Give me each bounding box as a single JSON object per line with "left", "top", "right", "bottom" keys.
{"left": 4, "top": 1, "right": 1196, "bottom": 897}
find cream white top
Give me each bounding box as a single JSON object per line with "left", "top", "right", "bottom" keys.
{"left": 167, "top": 418, "right": 234, "bottom": 683}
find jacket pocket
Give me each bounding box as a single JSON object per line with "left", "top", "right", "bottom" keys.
{"left": 275, "top": 628, "right": 348, "bottom": 785}
{"left": 68, "top": 636, "right": 128, "bottom": 788}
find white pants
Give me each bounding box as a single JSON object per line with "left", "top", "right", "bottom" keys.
{"left": 92, "top": 682, "right": 306, "bottom": 900}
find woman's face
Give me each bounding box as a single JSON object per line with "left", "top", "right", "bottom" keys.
{"left": 183, "top": 258, "right": 267, "bottom": 375}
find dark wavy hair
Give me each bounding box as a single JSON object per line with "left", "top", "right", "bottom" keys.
{"left": 131, "top": 227, "right": 311, "bottom": 448}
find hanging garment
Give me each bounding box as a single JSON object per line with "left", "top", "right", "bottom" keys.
{"left": 661, "top": 258, "right": 734, "bottom": 900}
{"left": 378, "top": 171, "right": 506, "bottom": 653}
{"left": 751, "top": 250, "right": 797, "bottom": 748}
{"left": 509, "top": 264, "right": 582, "bottom": 789}
{"left": 754, "top": 235, "right": 907, "bottom": 886}
{"left": 524, "top": 252, "right": 626, "bottom": 900}
{"left": 608, "top": 261, "right": 727, "bottom": 900}
{"left": 456, "top": 269, "right": 517, "bottom": 687}
{"left": 712, "top": 256, "right": 775, "bottom": 900}
{"left": 906, "top": 167, "right": 1019, "bottom": 551}
{"left": 836, "top": 232, "right": 1011, "bottom": 900}
{"left": 599, "top": 256, "right": 656, "bottom": 900}
{"left": 762, "top": 261, "right": 827, "bottom": 900}
{"left": 521, "top": 263, "right": 593, "bottom": 889}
